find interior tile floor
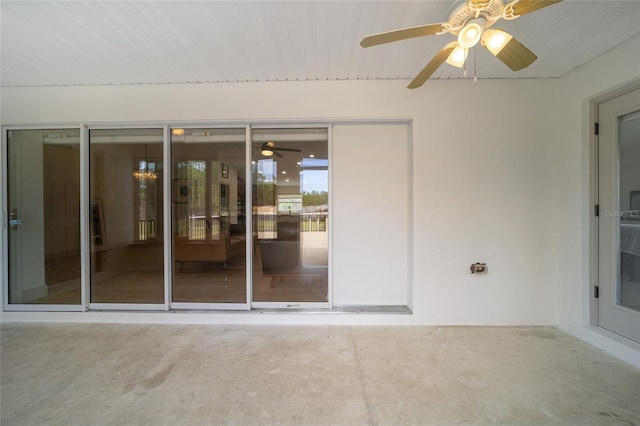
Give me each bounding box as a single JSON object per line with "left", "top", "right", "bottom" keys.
{"left": 1, "top": 324, "right": 639, "bottom": 425}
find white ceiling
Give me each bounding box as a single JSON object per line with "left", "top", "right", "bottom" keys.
{"left": 1, "top": 0, "right": 639, "bottom": 88}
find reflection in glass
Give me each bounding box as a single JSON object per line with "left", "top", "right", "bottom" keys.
{"left": 252, "top": 128, "right": 329, "bottom": 303}
{"left": 619, "top": 110, "right": 640, "bottom": 312}
{"left": 7, "top": 129, "right": 81, "bottom": 304}
{"left": 90, "top": 129, "right": 164, "bottom": 304}
{"left": 171, "top": 128, "right": 247, "bottom": 303}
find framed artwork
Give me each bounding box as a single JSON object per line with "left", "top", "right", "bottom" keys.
{"left": 173, "top": 179, "right": 190, "bottom": 203}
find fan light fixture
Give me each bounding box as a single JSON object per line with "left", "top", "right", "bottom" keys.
{"left": 259, "top": 141, "right": 302, "bottom": 157}
{"left": 359, "top": 0, "right": 563, "bottom": 88}
{"left": 133, "top": 144, "right": 158, "bottom": 180}
{"left": 446, "top": 45, "right": 469, "bottom": 68}
{"left": 457, "top": 19, "right": 483, "bottom": 48}
{"left": 482, "top": 29, "right": 513, "bottom": 55}
{"left": 261, "top": 141, "right": 275, "bottom": 157}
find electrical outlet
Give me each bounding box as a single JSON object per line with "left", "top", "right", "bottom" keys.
{"left": 470, "top": 263, "right": 487, "bottom": 274}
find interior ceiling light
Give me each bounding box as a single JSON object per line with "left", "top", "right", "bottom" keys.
{"left": 445, "top": 44, "right": 469, "bottom": 68}
{"left": 171, "top": 128, "right": 185, "bottom": 136}
{"left": 360, "top": 0, "right": 563, "bottom": 88}
{"left": 482, "top": 29, "right": 513, "bottom": 56}
{"left": 481, "top": 27, "right": 535, "bottom": 70}
{"left": 133, "top": 144, "right": 158, "bottom": 180}
{"left": 481, "top": 28, "right": 513, "bottom": 55}
{"left": 458, "top": 19, "right": 483, "bottom": 48}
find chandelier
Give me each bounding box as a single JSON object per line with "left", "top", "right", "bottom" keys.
{"left": 133, "top": 144, "right": 158, "bottom": 180}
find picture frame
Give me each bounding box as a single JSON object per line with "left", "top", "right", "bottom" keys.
{"left": 172, "top": 178, "right": 191, "bottom": 204}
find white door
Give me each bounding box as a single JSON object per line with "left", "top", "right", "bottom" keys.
{"left": 598, "top": 87, "right": 640, "bottom": 343}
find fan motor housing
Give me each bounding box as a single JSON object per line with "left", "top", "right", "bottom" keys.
{"left": 447, "top": 0, "right": 504, "bottom": 33}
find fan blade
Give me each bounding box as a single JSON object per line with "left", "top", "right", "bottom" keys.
{"left": 407, "top": 44, "right": 455, "bottom": 89}
{"left": 274, "top": 151, "right": 283, "bottom": 158}
{"left": 360, "top": 23, "right": 446, "bottom": 48}
{"left": 275, "top": 147, "right": 302, "bottom": 152}
{"left": 484, "top": 31, "right": 537, "bottom": 71}
{"left": 505, "top": 0, "right": 562, "bottom": 17}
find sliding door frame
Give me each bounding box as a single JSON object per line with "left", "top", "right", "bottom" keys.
{"left": 167, "top": 124, "right": 251, "bottom": 311}
{"left": 249, "top": 123, "right": 333, "bottom": 310}
{"left": 3, "top": 121, "right": 334, "bottom": 312}
{"left": 1, "top": 125, "right": 86, "bottom": 312}
{"left": 86, "top": 125, "right": 167, "bottom": 311}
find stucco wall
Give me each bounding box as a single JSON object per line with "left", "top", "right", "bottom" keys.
{"left": 2, "top": 75, "right": 559, "bottom": 325}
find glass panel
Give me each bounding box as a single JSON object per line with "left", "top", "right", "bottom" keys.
{"left": 7, "top": 129, "right": 81, "bottom": 304}
{"left": 251, "top": 128, "right": 328, "bottom": 303}
{"left": 89, "top": 129, "right": 164, "bottom": 304}
{"left": 619, "top": 110, "right": 640, "bottom": 312}
{"left": 171, "top": 128, "right": 247, "bottom": 303}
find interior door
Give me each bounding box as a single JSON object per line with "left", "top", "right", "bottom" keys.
{"left": 598, "top": 87, "right": 640, "bottom": 343}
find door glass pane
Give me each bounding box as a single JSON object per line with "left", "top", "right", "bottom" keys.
{"left": 89, "top": 129, "right": 164, "bottom": 304}
{"left": 619, "top": 110, "right": 640, "bottom": 312}
{"left": 7, "top": 129, "right": 81, "bottom": 304}
{"left": 251, "top": 128, "right": 328, "bottom": 303}
{"left": 171, "top": 128, "right": 247, "bottom": 303}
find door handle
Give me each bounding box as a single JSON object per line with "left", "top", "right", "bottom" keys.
{"left": 9, "top": 208, "right": 20, "bottom": 229}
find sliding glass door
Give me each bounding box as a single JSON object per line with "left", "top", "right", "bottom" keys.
{"left": 4, "top": 124, "right": 331, "bottom": 311}
{"left": 251, "top": 128, "right": 329, "bottom": 307}
{"left": 5, "top": 129, "right": 81, "bottom": 307}
{"left": 89, "top": 128, "right": 165, "bottom": 306}
{"left": 170, "top": 128, "right": 247, "bottom": 307}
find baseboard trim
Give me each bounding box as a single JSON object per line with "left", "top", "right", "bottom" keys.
{"left": 570, "top": 323, "right": 640, "bottom": 369}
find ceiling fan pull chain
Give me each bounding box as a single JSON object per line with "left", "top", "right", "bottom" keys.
{"left": 473, "top": 44, "right": 478, "bottom": 85}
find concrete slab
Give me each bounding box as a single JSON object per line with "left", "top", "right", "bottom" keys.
{"left": 1, "top": 324, "right": 638, "bottom": 425}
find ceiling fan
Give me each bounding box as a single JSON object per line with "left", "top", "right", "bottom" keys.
{"left": 260, "top": 141, "right": 301, "bottom": 158}
{"left": 360, "top": 0, "right": 562, "bottom": 89}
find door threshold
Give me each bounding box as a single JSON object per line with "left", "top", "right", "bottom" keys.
{"left": 253, "top": 305, "right": 412, "bottom": 314}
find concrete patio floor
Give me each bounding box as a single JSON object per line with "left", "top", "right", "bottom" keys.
{"left": 1, "top": 323, "right": 639, "bottom": 425}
